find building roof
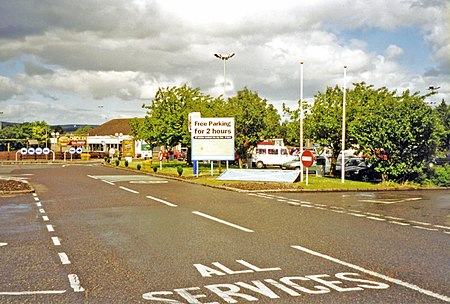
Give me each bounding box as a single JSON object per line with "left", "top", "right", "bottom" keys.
{"left": 87, "top": 118, "right": 136, "bottom": 136}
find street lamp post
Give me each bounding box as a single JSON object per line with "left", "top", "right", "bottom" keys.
{"left": 214, "top": 53, "right": 235, "bottom": 172}
{"left": 299, "top": 61, "right": 304, "bottom": 182}
{"left": 214, "top": 53, "right": 235, "bottom": 100}
{"left": 341, "top": 66, "right": 347, "bottom": 184}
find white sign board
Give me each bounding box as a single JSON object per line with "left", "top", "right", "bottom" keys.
{"left": 191, "top": 117, "right": 235, "bottom": 161}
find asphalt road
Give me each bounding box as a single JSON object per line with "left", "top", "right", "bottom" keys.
{"left": 0, "top": 163, "right": 449, "bottom": 303}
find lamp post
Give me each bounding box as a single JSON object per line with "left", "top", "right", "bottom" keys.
{"left": 51, "top": 132, "right": 59, "bottom": 152}
{"left": 341, "top": 66, "right": 347, "bottom": 184}
{"left": 214, "top": 53, "right": 235, "bottom": 100}
{"left": 299, "top": 61, "right": 304, "bottom": 182}
{"left": 214, "top": 53, "right": 235, "bottom": 172}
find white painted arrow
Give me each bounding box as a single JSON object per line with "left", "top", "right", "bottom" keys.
{"left": 0, "top": 242, "right": 7, "bottom": 247}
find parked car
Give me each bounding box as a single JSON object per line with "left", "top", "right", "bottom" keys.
{"left": 251, "top": 145, "right": 296, "bottom": 168}
{"left": 281, "top": 155, "right": 330, "bottom": 174}
{"left": 429, "top": 153, "right": 450, "bottom": 167}
{"left": 335, "top": 158, "right": 380, "bottom": 182}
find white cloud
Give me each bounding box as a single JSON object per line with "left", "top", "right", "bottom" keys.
{"left": 384, "top": 45, "right": 404, "bottom": 60}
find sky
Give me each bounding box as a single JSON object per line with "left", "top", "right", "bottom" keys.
{"left": 0, "top": 0, "right": 449, "bottom": 125}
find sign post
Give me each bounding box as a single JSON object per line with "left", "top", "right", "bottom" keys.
{"left": 301, "top": 150, "right": 315, "bottom": 185}
{"left": 190, "top": 114, "right": 235, "bottom": 177}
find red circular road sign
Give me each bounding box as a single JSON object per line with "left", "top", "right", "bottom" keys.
{"left": 301, "top": 150, "right": 315, "bottom": 167}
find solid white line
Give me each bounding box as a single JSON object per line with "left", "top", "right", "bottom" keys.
{"left": 146, "top": 195, "right": 178, "bottom": 207}
{"left": 0, "top": 290, "right": 66, "bottom": 295}
{"left": 291, "top": 245, "right": 450, "bottom": 303}
{"left": 102, "top": 180, "right": 115, "bottom": 185}
{"left": 58, "top": 252, "right": 71, "bottom": 265}
{"left": 385, "top": 216, "right": 405, "bottom": 221}
{"left": 52, "top": 237, "right": 61, "bottom": 246}
{"left": 47, "top": 225, "right": 55, "bottom": 232}
{"left": 349, "top": 213, "right": 367, "bottom": 217}
{"left": 87, "top": 175, "right": 97, "bottom": 179}
{"left": 42, "top": 216, "right": 49, "bottom": 221}
{"left": 119, "top": 186, "right": 139, "bottom": 194}
{"left": 192, "top": 211, "right": 254, "bottom": 233}
{"left": 68, "top": 274, "right": 85, "bottom": 292}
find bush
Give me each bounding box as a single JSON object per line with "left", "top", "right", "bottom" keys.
{"left": 177, "top": 166, "right": 183, "bottom": 176}
{"left": 430, "top": 164, "right": 450, "bottom": 187}
{"left": 152, "top": 164, "right": 158, "bottom": 173}
{"left": 124, "top": 160, "right": 129, "bottom": 167}
{"left": 115, "top": 159, "right": 120, "bottom": 166}
{"left": 137, "top": 164, "right": 141, "bottom": 170}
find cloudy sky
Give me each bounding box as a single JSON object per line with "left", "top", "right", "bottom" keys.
{"left": 0, "top": 0, "right": 449, "bottom": 125}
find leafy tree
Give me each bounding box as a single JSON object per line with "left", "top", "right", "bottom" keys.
{"left": 433, "top": 99, "right": 450, "bottom": 152}
{"left": 226, "top": 87, "right": 281, "bottom": 166}
{"left": 0, "top": 121, "right": 51, "bottom": 150}
{"left": 349, "top": 88, "right": 438, "bottom": 182}
{"left": 132, "top": 85, "right": 223, "bottom": 151}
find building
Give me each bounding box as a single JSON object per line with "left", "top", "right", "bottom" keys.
{"left": 87, "top": 118, "right": 152, "bottom": 158}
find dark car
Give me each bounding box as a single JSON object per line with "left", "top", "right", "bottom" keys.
{"left": 429, "top": 154, "right": 450, "bottom": 167}
{"left": 335, "top": 158, "right": 380, "bottom": 182}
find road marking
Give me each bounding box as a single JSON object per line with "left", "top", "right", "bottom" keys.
{"left": 0, "top": 242, "right": 7, "bottom": 247}
{"left": 46, "top": 225, "right": 55, "bottom": 232}
{"left": 366, "top": 216, "right": 386, "bottom": 222}
{"left": 192, "top": 211, "right": 254, "bottom": 233}
{"left": 32, "top": 193, "right": 38, "bottom": 197}
{"left": 36, "top": 202, "right": 42, "bottom": 207}
{"left": 434, "top": 225, "right": 450, "bottom": 230}
{"left": 52, "top": 237, "right": 61, "bottom": 246}
{"left": 288, "top": 202, "right": 301, "bottom": 206}
{"left": 409, "top": 220, "right": 432, "bottom": 226}
{"left": 102, "top": 180, "right": 116, "bottom": 185}
{"left": 0, "top": 290, "right": 66, "bottom": 295}
{"left": 119, "top": 186, "right": 139, "bottom": 194}
{"left": 68, "top": 274, "right": 85, "bottom": 292}
{"left": 385, "top": 216, "right": 404, "bottom": 221}
{"left": 39, "top": 208, "right": 45, "bottom": 213}
{"left": 359, "top": 197, "right": 422, "bottom": 205}
{"left": 146, "top": 195, "right": 178, "bottom": 207}
{"left": 130, "top": 180, "right": 168, "bottom": 184}
{"left": 291, "top": 245, "right": 450, "bottom": 303}
{"left": 349, "top": 213, "right": 367, "bottom": 217}
{"left": 389, "top": 221, "right": 410, "bottom": 226}
{"left": 58, "top": 252, "right": 71, "bottom": 265}
{"left": 34, "top": 197, "right": 40, "bottom": 201}
{"left": 42, "top": 216, "right": 49, "bottom": 221}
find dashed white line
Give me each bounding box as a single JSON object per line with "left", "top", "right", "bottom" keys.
{"left": 349, "top": 213, "right": 367, "bottom": 217}
{"left": 146, "top": 195, "right": 178, "bottom": 207}
{"left": 291, "top": 245, "right": 450, "bottom": 303}
{"left": 192, "top": 211, "right": 254, "bottom": 233}
{"left": 36, "top": 202, "right": 42, "bottom": 207}
{"left": 58, "top": 252, "right": 71, "bottom": 265}
{"left": 389, "top": 221, "right": 410, "bottom": 226}
{"left": 42, "top": 216, "right": 49, "bottom": 222}
{"left": 52, "top": 237, "right": 61, "bottom": 246}
{"left": 102, "top": 180, "right": 115, "bottom": 186}
{"left": 68, "top": 274, "right": 85, "bottom": 292}
{"left": 288, "top": 202, "right": 301, "bottom": 206}
{"left": 385, "top": 216, "right": 405, "bottom": 221}
{"left": 434, "top": 225, "right": 450, "bottom": 230}
{"left": 409, "top": 220, "right": 432, "bottom": 226}
{"left": 46, "top": 225, "right": 55, "bottom": 232}
{"left": 33, "top": 197, "right": 40, "bottom": 201}
{"left": 366, "top": 216, "right": 386, "bottom": 221}
{"left": 119, "top": 186, "right": 139, "bottom": 194}
{"left": 39, "top": 208, "right": 45, "bottom": 213}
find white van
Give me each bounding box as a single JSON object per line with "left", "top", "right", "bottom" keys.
{"left": 251, "top": 145, "right": 296, "bottom": 168}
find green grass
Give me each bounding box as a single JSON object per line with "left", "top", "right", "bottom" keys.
{"left": 108, "top": 159, "right": 422, "bottom": 191}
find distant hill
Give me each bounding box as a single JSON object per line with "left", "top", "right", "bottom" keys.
{"left": 0, "top": 122, "right": 98, "bottom": 133}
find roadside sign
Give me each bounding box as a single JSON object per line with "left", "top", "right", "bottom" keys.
{"left": 20, "top": 147, "right": 28, "bottom": 155}
{"left": 69, "top": 147, "right": 76, "bottom": 154}
{"left": 301, "top": 150, "right": 315, "bottom": 167}
{"left": 43, "top": 147, "right": 51, "bottom": 155}
{"left": 35, "top": 147, "right": 43, "bottom": 155}
{"left": 27, "top": 147, "right": 35, "bottom": 155}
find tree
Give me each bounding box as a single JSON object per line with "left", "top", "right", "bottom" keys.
{"left": 226, "top": 87, "right": 281, "bottom": 166}
{"left": 73, "top": 125, "right": 93, "bottom": 135}
{"left": 131, "top": 85, "right": 223, "bottom": 150}
{"left": 0, "top": 121, "right": 51, "bottom": 150}
{"left": 349, "top": 88, "right": 439, "bottom": 182}
{"left": 433, "top": 99, "right": 450, "bottom": 152}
